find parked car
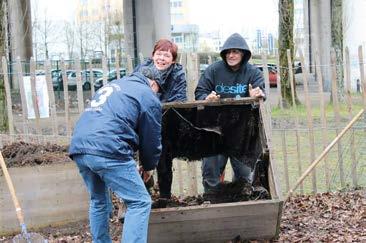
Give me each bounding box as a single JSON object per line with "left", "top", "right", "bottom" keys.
{"left": 53, "top": 70, "right": 75, "bottom": 90}
{"left": 294, "top": 61, "right": 302, "bottom": 74}
{"left": 67, "top": 69, "right": 104, "bottom": 90}
{"left": 199, "top": 64, "right": 209, "bottom": 75}
{"left": 255, "top": 64, "right": 278, "bottom": 87}
{"left": 94, "top": 68, "right": 126, "bottom": 90}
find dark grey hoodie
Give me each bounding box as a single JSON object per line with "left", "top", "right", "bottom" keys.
{"left": 195, "top": 33, "right": 265, "bottom": 100}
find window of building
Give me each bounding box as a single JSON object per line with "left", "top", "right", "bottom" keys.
{"left": 173, "top": 36, "right": 183, "bottom": 43}
{"left": 80, "top": 10, "right": 88, "bottom": 17}
{"left": 170, "top": 0, "right": 182, "bottom": 8}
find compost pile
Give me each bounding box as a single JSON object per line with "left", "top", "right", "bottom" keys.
{"left": 1, "top": 189, "right": 364, "bottom": 242}
{"left": 1, "top": 141, "right": 71, "bottom": 167}
{"left": 150, "top": 179, "right": 270, "bottom": 209}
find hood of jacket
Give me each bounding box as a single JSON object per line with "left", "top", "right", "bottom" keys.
{"left": 220, "top": 33, "right": 251, "bottom": 66}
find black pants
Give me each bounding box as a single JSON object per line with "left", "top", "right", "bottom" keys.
{"left": 156, "top": 147, "right": 173, "bottom": 199}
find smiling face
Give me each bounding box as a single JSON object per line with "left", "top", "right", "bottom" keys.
{"left": 225, "top": 49, "right": 244, "bottom": 71}
{"left": 152, "top": 50, "right": 174, "bottom": 71}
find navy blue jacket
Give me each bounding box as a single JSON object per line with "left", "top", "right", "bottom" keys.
{"left": 195, "top": 33, "right": 265, "bottom": 100}
{"left": 135, "top": 58, "right": 187, "bottom": 102}
{"left": 69, "top": 72, "right": 162, "bottom": 171}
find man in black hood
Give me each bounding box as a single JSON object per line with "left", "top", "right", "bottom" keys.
{"left": 195, "top": 33, "right": 265, "bottom": 198}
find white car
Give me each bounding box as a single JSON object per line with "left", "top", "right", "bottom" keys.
{"left": 67, "top": 69, "right": 103, "bottom": 90}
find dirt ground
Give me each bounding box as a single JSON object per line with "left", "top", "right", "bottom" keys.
{"left": 0, "top": 142, "right": 365, "bottom": 242}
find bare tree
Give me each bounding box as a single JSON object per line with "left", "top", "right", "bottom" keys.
{"left": 64, "top": 21, "right": 76, "bottom": 60}
{"left": 76, "top": 21, "right": 99, "bottom": 60}
{"left": 0, "top": 0, "right": 8, "bottom": 131}
{"left": 109, "top": 10, "right": 124, "bottom": 62}
{"left": 331, "top": 0, "right": 343, "bottom": 97}
{"left": 278, "top": 0, "right": 298, "bottom": 107}
{"left": 32, "top": 8, "right": 59, "bottom": 60}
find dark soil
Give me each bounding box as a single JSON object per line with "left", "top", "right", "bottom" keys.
{"left": 1, "top": 141, "right": 71, "bottom": 168}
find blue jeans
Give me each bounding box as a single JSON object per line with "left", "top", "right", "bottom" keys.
{"left": 202, "top": 154, "right": 252, "bottom": 193}
{"left": 74, "top": 154, "right": 151, "bottom": 243}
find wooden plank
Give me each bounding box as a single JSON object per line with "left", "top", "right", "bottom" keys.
{"left": 186, "top": 161, "right": 198, "bottom": 196}
{"left": 149, "top": 199, "right": 282, "bottom": 242}
{"left": 45, "top": 59, "right": 58, "bottom": 136}
{"left": 102, "top": 55, "right": 108, "bottom": 86}
{"left": 344, "top": 47, "right": 357, "bottom": 187}
{"left": 358, "top": 46, "right": 366, "bottom": 128}
{"left": 299, "top": 49, "right": 317, "bottom": 194}
{"left": 126, "top": 54, "right": 133, "bottom": 75}
{"left": 174, "top": 159, "right": 184, "bottom": 197}
{"left": 315, "top": 51, "right": 330, "bottom": 190}
{"left": 275, "top": 51, "right": 283, "bottom": 109}
{"left": 163, "top": 97, "right": 259, "bottom": 109}
{"left": 1, "top": 57, "right": 15, "bottom": 137}
{"left": 16, "top": 57, "right": 29, "bottom": 136}
{"left": 287, "top": 50, "right": 303, "bottom": 193}
{"left": 139, "top": 52, "right": 144, "bottom": 64}
{"left": 261, "top": 53, "right": 273, "bottom": 140}
{"left": 179, "top": 53, "right": 188, "bottom": 99}
{"left": 89, "top": 61, "right": 95, "bottom": 97}
{"left": 258, "top": 100, "right": 281, "bottom": 199}
{"left": 30, "top": 57, "right": 41, "bottom": 135}
{"left": 330, "top": 48, "right": 345, "bottom": 187}
{"left": 281, "top": 131, "right": 289, "bottom": 192}
{"left": 186, "top": 53, "right": 199, "bottom": 101}
{"left": 75, "top": 57, "right": 84, "bottom": 114}
{"left": 115, "top": 51, "right": 121, "bottom": 80}
{"left": 261, "top": 52, "right": 270, "bottom": 97}
{"left": 60, "top": 59, "right": 71, "bottom": 137}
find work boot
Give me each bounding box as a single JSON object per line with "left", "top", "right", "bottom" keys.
{"left": 203, "top": 191, "right": 224, "bottom": 204}
{"left": 151, "top": 198, "right": 169, "bottom": 209}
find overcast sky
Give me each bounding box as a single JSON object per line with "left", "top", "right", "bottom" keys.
{"left": 188, "top": 0, "right": 278, "bottom": 38}
{"left": 31, "top": 0, "right": 278, "bottom": 38}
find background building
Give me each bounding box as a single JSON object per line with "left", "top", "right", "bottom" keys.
{"left": 170, "top": 0, "right": 199, "bottom": 52}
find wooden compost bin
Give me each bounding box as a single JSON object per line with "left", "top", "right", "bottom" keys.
{"left": 148, "top": 98, "right": 283, "bottom": 242}
{"left": 0, "top": 162, "right": 89, "bottom": 235}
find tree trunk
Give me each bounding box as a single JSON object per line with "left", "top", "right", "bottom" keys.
{"left": 278, "top": 0, "right": 298, "bottom": 107}
{"left": 331, "top": 0, "right": 343, "bottom": 99}
{"left": 0, "top": 0, "right": 9, "bottom": 132}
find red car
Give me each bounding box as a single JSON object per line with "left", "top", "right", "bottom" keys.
{"left": 255, "top": 65, "right": 278, "bottom": 87}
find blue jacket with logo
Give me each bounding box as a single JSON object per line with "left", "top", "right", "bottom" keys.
{"left": 69, "top": 72, "right": 162, "bottom": 171}
{"left": 195, "top": 33, "right": 265, "bottom": 100}
{"left": 134, "top": 58, "right": 187, "bottom": 102}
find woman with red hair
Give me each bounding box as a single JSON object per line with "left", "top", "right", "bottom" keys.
{"left": 135, "top": 38, "right": 187, "bottom": 206}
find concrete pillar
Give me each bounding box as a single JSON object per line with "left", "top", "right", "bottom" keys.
{"left": 302, "top": 0, "right": 310, "bottom": 70}
{"left": 123, "top": 0, "right": 135, "bottom": 60}
{"left": 344, "top": 0, "right": 366, "bottom": 90}
{"left": 309, "top": 0, "right": 332, "bottom": 91}
{"left": 123, "top": 0, "right": 171, "bottom": 61}
{"left": 8, "top": 0, "right": 33, "bottom": 62}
